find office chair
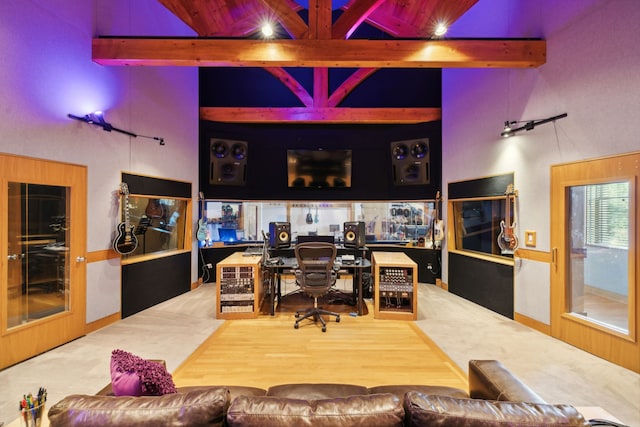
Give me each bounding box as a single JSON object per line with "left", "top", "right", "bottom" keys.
{"left": 293, "top": 242, "right": 341, "bottom": 332}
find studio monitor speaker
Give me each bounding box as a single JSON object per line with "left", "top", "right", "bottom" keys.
{"left": 269, "top": 222, "right": 291, "bottom": 249}
{"left": 390, "top": 138, "right": 430, "bottom": 185}
{"left": 343, "top": 221, "right": 365, "bottom": 249}
{"left": 210, "top": 139, "right": 248, "bottom": 186}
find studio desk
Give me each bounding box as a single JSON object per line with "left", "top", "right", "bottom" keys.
{"left": 263, "top": 250, "right": 372, "bottom": 317}
{"left": 215, "top": 247, "right": 422, "bottom": 321}
{"left": 215, "top": 247, "right": 371, "bottom": 320}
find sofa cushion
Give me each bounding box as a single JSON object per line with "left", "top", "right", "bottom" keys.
{"left": 403, "top": 393, "right": 589, "bottom": 427}
{"left": 227, "top": 393, "right": 404, "bottom": 427}
{"left": 267, "top": 383, "right": 369, "bottom": 399}
{"left": 368, "top": 385, "right": 468, "bottom": 400}
{"left": 48, "top": 386, "right": 230, "bottom": 427}
{"left": 110, "top": 349, "right": 176, "bottom": 396}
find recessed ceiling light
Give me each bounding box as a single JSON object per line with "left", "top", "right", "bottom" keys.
{"left": 433, "top": 23, "right": 448, "bottom": 37}
{"left": 261, "top": 23, "right": 274, "bottom": 38}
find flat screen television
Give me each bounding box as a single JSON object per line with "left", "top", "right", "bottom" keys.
{"left": 287, "top": 149, "right": 352, "bottom": 188}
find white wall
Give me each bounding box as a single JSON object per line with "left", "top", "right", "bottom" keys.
{"left": 442, "top": 0, "right": 640, "bottom": 323}
{"left": 0, "top": 0, "right": 199, "bottom": 323}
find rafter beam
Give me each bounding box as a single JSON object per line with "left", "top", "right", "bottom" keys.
{"left": 93, "top": 38, "right": 546, "bottom": 68}
{"left": 199, "top": 107, "right": 442, "bottom": 124}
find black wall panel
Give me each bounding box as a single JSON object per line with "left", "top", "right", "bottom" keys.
{"left": 199, "top": 121, "right": 442, "bottom": 201}
{"left": 121, "top": 252, "right": 191, "bottom": 318}
{"left": 448, "top": 252, "right": 513, "bottom": 319}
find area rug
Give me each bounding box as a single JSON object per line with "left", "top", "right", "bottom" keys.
{"left": 171, "top": 312, "right": 467, "bottom": 391}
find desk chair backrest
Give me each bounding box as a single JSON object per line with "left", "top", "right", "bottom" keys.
{"left": 294, "top": 242, "right": 337, "bottom": 292}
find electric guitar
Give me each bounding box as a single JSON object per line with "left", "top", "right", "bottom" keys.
{"left": 497, "top": 184, "right": 518, "bottom": 254}
{"left": 433, "top": 191, "right": 444, "bottom": 245}
{"left": 196, "top": 192, "right": 208, "bottom": 242}
{"left": 113, "top": 183, "right": 138, "bottom": 255}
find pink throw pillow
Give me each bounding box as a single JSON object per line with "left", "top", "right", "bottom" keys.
{"left": 110, "top": 349, "right": 177, "bottom": 396}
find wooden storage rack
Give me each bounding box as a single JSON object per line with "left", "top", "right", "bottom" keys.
{"left": 372, "top": 252, "right": 417, "bottom": 320}
{"left": 216, "top": 253, "right": 263, "bottom": 319}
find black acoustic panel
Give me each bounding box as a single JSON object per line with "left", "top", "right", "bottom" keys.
{"left": 210, "top": 138, "right": 248, "bottom": 186}
{"left": 449, "top": 173, "right": 514, "bottom": 200}
{"left": 390, "top": 138, "right": 430, "bottom": 185}
{"left": 448, "top": 252, "right": 513, "bottom": 319}
{"left": 343, "top": 221, "right": 366, "bottom": 249}
{"left": 269, "top": 222, "right": 291, "bottom": 248}
{"left": 199, "top": 121, "right": 442, "bottom": 202}
{"left": 121, "top": 252, "right": 191, "bottom": 318}
{"left": 122, "top": 173, "right": 191, "bottom": 198}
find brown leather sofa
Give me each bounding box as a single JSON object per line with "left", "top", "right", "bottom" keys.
{"left": 48, "top": 360, "right": 589, "bottom": 426}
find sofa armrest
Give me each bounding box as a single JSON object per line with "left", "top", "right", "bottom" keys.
{"left": 468, "top": 360, "right": 546, "bottom": 403}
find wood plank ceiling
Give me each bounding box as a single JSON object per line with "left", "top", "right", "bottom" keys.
{"left": 92, "top": 0, "right": 546, "bottom": 124}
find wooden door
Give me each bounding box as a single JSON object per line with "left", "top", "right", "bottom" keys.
{"left": 1, "top": 154, "right": 87, "bottom": 369}
{"left": 550, "top": 152, "right": 639, "bottom": 372}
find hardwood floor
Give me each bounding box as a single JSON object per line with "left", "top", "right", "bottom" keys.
{"left": 172, "top": 304, "right": 468, "bottom": 391}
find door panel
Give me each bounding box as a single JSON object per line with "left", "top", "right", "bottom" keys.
{"left": 1, "top": 154, "right": 87, "bottom": 369}
{"left": 551, "top": 152, "right": 639, "bottom": 372}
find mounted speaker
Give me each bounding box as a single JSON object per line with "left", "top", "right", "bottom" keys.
{"left": 269, "top": 222, "right": 291, "bottom": 249}
{"left": 390, "top": 138, "right": 430, "bottom": 185}
{"left": 343, "top": 221, "right": 365, "bottom": 249}
{"left": 210, "top": 139, "right": 248, "bottom": 186}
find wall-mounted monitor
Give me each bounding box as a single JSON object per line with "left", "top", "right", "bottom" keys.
{"left": 287, "top": 149, "right": 352, "bottom": 188}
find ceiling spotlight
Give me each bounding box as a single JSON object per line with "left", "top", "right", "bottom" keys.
{"left": 500, "top": 113, "right": 568, "bottom": 138}
{"left": 433, "top": 22, "right": 448, "bottom": 37}
{"left": 261, "top": 22, "right": 274, "bottom": 38}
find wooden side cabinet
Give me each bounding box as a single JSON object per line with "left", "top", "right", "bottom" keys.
{"left": 216, "top": 253, "right": 263, "bottom": 319}
{"left": 372, "top": 252, "right": 417, "bottom": 320}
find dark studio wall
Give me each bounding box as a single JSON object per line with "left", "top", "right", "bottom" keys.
{"left": 199, "top": 120, "right": 442, "bottom": 201}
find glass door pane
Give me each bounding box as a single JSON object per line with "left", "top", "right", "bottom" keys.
{"left": 567, "top": 182, "right": 630, "bottom": 333}
{"left": 6, "top": 182, "right": 70, "bottom": 328}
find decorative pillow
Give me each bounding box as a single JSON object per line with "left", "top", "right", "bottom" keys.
{"left": 110, "top": 349, "right": 177, "bottom": 396}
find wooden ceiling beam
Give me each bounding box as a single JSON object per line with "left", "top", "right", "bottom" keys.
{"left": 199, "top": 106, "right": 442, "bottom": 123}
{"left": 93, "top": 38, "right": 546, "bottom": 68}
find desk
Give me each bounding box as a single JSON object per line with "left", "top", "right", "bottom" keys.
{"left": 263, "top": 257, "right": 371, "bottom": 316}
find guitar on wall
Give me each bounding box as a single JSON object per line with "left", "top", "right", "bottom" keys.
{"left": 113, "top": 182, "right": 138, "bottom": 255}
{"left": 432, "top": 191, "right": 444, "bottom": 247}
{"left": 196, "top": 192, "right": 208, "bottom": 242}
{"left": 497, "top": 184, "right": 518, "bottom": 255}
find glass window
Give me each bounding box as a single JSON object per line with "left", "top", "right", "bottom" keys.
{"left": 198, "top": 200, "right": 436, "bottom": 247}
{"left": 7, "top": 182, "right": 70, "bottom": 328}
{"left": 568, "top": 182, "right": 630, "bottom": 334}
{"left": 451, "top": 197, "right": 513, "bottom": 258}
{"left": 121, "top": 195, "right": 188, "bottom": 257}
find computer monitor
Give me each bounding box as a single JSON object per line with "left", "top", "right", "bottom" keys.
{"left": 218, "top": 228, "right": 238, "bottom": 242}
{"left": 296, "top": 235, "right": 335, "bottom": 244}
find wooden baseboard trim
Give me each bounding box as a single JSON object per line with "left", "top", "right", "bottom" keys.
{"left": 514, "top": 312, "right": 551, "bottom": 335}
{"left": 85, "top": 312, "right": 121, "bottom": 334}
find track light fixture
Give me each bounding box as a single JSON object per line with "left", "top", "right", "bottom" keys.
{"left": 68, "top": 112, "right": 165, "bottom": 145}
{"left": 500, "top": 113, "right": 568, "bottom": 138}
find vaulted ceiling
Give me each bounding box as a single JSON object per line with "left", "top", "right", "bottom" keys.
{"left": 92, "top": 0, "right": 546, "bottom": 123}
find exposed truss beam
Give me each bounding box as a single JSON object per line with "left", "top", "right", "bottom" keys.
{"left": 93, "top": 38, "right": 546, "bottom": 68}
{"left": 199, "top": 107, "right": 442, "bottom": 124}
